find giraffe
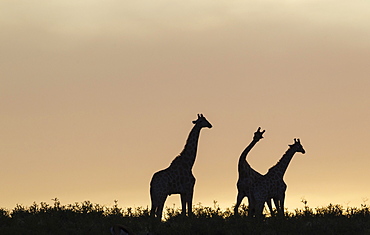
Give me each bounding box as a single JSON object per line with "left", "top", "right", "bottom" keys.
{"left": 251, "top": 138, "right": 306, "bottom": 217}
{"left": 150, "top": 114, "right": 212, "bottom": 219}
{"left": 234, "top": 127, "right": 273, "bottom": 216}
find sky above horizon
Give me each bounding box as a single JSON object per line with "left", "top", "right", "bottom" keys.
{"left": 1, "top": 1, "right": 370, "bottom": 211}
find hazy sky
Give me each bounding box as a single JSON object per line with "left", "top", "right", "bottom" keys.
{"left": 1, "top": 1, "right": 370, "bottom": 211}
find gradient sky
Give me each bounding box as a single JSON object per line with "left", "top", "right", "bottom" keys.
{"left": 1, "top": 1, "right": 370, "bottom": 211}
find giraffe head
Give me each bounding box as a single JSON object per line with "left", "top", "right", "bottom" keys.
{"left": 289, "top": 138, "right": 306, "bottom": 154}
{"left": 253, "top": 127, "right": 265, "bottom": 141}
{"left": 192, "top": 114, "right": 212, "bottom": 128}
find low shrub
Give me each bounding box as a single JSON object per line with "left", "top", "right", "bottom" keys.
{"left": 0, "top": 199, "right": 369, "bottom": 234}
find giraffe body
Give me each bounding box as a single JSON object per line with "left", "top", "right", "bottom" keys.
{"left": 252, "top": 139, "right": 305, "bottom": 216}
{"left": 150, "top": 114, "right": 212, "bottom": 219}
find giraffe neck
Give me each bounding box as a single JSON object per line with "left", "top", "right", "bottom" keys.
{"left": 238, "top": 138, "right": 260, "bottom": 171}
{"left": 171, "top": 124, "right": 202, "bottom": 170}
{"left": 268, "top": 147, "right": 297, "bottom": 178}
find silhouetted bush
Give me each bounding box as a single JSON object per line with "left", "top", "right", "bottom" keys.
{"left": 0, "top": 199, "right": 370, "bottom": 234}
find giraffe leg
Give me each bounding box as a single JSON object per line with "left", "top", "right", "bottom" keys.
{"left": 187, "top": 193, "right": 193, "bottom": 217}
{"left": 150, "top": 175, "right": 163, "bottom": 219}
{"left": 247, "top": 196, "right": 256, "bottom": 217}
{"left": 150, "top": 191, "right": 157, "bottom": 218}
{"left": 279, "top": 193, "right": 286, "bottom": 216}
{"left": 180, "top": 193, "right": 187, "bottom": 216}
{"left": 180, "top": 192, "right": 193, "bottom": 217}
{"left": 151, "top": 193, "right": 167, "bottom": 220}
{"left": 150, "top": 205, "right": 157, "bottom": 218}
{"left": 266, "top": 198, "right": 274, "bottom": 216}
{"left": 156, "top": 197, "right": 166, "bottom": 220}
{"left": 234, "top": 192, "right": 244, "bottom": 216}
{"left": 249, "top": 196, "right": 258, "bottom": 217}
{"left": 255, "top": 200, "right": 265, "bottom": 218}
{"left": 150, "top": 190, "right": 164, "bottom": 219}
{"left": 273, "top": 197, "right": 280, "bottom": 216}
{"left": 273, "top": 197, "right": 284, "bottom": 216}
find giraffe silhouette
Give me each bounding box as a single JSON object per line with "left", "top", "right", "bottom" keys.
{"left": 150, "top": 114, "right": 212, "bottom": 219}
{"left": 251, "top": 138, "right": 306, "bottom": 217}
{"left": 234, "top": 127, "right": 273, "bottom": 216}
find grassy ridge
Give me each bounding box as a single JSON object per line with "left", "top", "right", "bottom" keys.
{"left": 1, "top": 199, "right": 370, "bottom": 234}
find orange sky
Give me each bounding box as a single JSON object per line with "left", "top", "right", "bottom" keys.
{"left": 1, "top": 1, "right": 370, "bottom": 211}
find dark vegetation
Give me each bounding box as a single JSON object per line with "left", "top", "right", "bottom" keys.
{"left": 1, "top": 199, "right": 370, "bottom": 234}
